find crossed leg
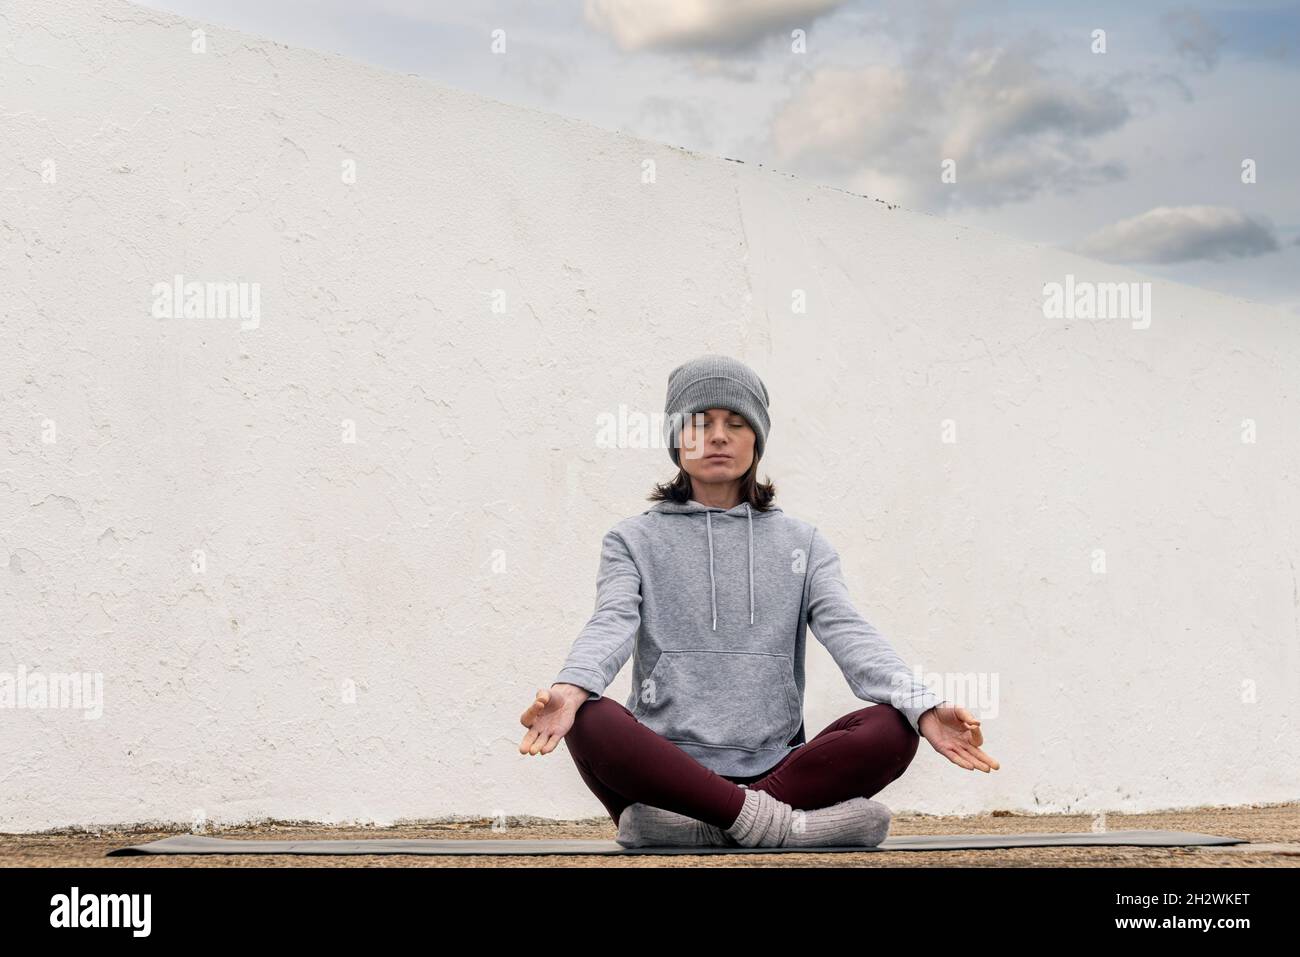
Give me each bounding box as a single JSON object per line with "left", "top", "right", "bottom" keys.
{"left": 561, "top": 696, "right": 920, "bottom": 829}
{"left": 734, "top": 701, "right": 920, "bottom": 811}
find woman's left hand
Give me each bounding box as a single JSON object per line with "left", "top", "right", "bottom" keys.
{"left": 918, "top": 704, "right": 1000, "bottom": 772}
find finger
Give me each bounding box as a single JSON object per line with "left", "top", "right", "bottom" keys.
{"left": 955, "top": 742, "right": 991, "bottom": 772}
{"left": 967, "top": 745, "right": 999, "bottom": 770}
{"left": 943, "top": 746, "right": 975, "bottom": 770}
{"left": 528, "top": 732, "right": 551, "bottom": 756}
{"left": 519, "top": 691, "right": 549, "bottom": 728}
{"left": 540, "top": 732, "right": 563, "bottom": 755}
{"left": 519, "top": 728, "right": 539, "bottom": 754}
{"left": 956, "top": 743, "right": 993, "bottom": 774}
{"left": 955, "top": 706, "right": 980, "bottom": 726}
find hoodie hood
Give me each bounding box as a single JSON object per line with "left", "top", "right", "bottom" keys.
{"left": 645, "top": 499, "right": 784, "bottom": 631}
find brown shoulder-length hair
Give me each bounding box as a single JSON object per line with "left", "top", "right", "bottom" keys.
{"left": 647, "top": 455, "right": 778, "bottom": 511}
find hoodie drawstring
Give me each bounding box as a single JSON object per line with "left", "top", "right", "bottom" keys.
{"left": 705, "top": 511, "right": 717, "bottom": 631}
{"left": 747, "top": 502, "right": 754, "bottom": 625}
{"left": 704, "top": 503, "right": 754, "bottom": 631}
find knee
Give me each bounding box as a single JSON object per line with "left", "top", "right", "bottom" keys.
{"left": 879, "top": 705, "right": 921, "bottom": 773}
{"left": 563, "top": 695, "right": 618, "bottom": 749}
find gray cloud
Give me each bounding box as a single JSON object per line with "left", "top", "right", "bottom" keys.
{"left": 768, "top": 35, "right": 1132, "bottom": 209}
{"left": 1162, "top": 6, "right": 1226, "bottom": 72}
{"left": 499, "top": 48, "right": 573, "bottom": 100}
{"left": 1072, "top": 205, "right": 1282, "bottom": 263}
{"left": 583, "top": 0, "right": 847, "bottom": 53}
{"left": 637, "top": 95, "right": 719, "bottom": 149}
{"left": 687, "top": 53, "right": 759, "bottom": 81}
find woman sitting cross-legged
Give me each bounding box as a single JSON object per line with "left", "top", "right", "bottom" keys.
{"left": 519, "top": 354, "right": 999, "bottom": 848}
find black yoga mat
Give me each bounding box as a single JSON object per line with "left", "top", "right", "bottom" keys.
{"left": 106, "top": 830, "right": 1245, "bottom": 856}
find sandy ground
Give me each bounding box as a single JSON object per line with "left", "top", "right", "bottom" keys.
{"left": 4, "top": 802, "right": 1299, "bottom": 867}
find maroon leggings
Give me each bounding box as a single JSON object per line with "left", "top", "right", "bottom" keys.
{"left": 562, "top": 696, "right": 921, "bottom": 829}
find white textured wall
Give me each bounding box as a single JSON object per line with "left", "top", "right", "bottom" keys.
{"left": 2, "top": 0, "right": 1297, "bottom": 832}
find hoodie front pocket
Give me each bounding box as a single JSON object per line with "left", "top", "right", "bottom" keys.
{"left": 633, "top": 650, "right": 800, "bottom": 753}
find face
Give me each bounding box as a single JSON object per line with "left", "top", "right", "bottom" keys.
{"left": 677, "top": 407, "right": 755, "bottom": 484}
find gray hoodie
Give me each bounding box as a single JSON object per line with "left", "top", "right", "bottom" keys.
{"left": 553, "top": 498, "right": 945, "bottom": 777}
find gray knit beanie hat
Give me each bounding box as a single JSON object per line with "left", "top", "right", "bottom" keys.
{"left": 663, "top": 354, "right": 771, "bottom": 468}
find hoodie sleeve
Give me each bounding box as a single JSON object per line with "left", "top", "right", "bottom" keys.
{"left": 552, "top": 528, "right": 642, "bottom": 702}
{"left": 805, "top": 528, "right": 946, "bottom": 735}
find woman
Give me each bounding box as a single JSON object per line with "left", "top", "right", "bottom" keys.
{"left": 519, "top": 354, "right": 998, "bottom": 848}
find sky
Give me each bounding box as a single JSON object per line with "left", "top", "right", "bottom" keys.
{"left": 137, "top": 0, "right": 1300, "bottom": 315}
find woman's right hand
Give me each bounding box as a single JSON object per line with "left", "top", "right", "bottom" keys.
{"left": 518, "top": 685, "right": 583, "bottom": 756}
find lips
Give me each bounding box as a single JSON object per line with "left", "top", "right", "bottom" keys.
{"left": 705, "top": 455, "right": 731, "bottom": 461}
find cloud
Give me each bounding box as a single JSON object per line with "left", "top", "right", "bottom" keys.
{"left": 1162, "top": 6, "right": 1226, "bottom": 72}
{"left": 637, "top": 95, "right": 719, "bottom": 149}
{"left": 499, "top": 48, "right": 573, "bottom": 100}
{"left": 687, "top": 54, "right": 759, "bottom": 81}
{"left": 1072, "top": 206, "right": 1282, "bottom": 263}
{"left": 768, "top": 37, "right": 1131, "bottom": 209}
{"left": 770, "top": 65, "right": 928, "bottom": 173}
{"left": 583, "top": 0, "right": 846, "bottom": 53}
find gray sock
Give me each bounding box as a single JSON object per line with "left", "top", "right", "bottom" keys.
{"left": 723, "top": 787, "right": 794, "bottom": 847}
{"left": 615, "top": 803, "right": 732, "bottom": 848}
{"left": 785, "top": 797, "right": 893, "bottom": 847}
